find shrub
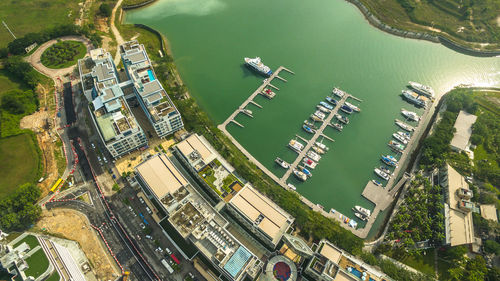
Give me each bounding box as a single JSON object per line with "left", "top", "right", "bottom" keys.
{"left": 99, "top": 3, "right": 112, "bottom": 17}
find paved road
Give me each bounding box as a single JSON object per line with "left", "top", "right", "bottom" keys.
{"left": 26, "top": 35, "right": 93, "bottom": 78}
{"left": 111, "top": 0, "right": 125, "bottom": 65}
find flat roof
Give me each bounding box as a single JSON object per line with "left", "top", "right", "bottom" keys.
{"left": 136, "top": 154, "right": 188, "bottom": 200}
{"left": 444, "top": 164, "right": 475, "bottom": 246}
{"left": 177, "top": 134, "right": 215, "bottom": 164}
{"left": 96, "top": 113, "right": 117, "bottom": 141}
{"left": 141, "top": 80, "right": 162, "bottom": 97}
{"left": 450, "top": 110, "right": 477, "bottom": 151}
{"left": 480, "top": 204, "right": 498, "bottom": 222}
{"left": 223, "top": 246, "right": 252, "bottom": 278}
{"left": 320, "top": 242, "right": 342, "bottom": 264}
{"left": 230, "top": 185, "right": 292, "bottom": 242}
{"left": 449, "top": 209, "right": 474, "bottom": 246}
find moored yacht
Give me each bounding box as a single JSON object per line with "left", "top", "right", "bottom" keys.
{"left": 392, "top": 133, "right": 408, "bottom": 145}
{"left": 345, "top": 102, "right": 361, "bottom": 112}
{"left": 397, "top": 131, "right": 411, "bottom": 141}
{"left": 335, "top": 114, "right": 349, "bottom": 124}
{"left": 287, "top": 183, "right": 296, "bottom": 191}
{"left": 317, "top": 105, "right": 330, "bottom": 113}
{"left": 319, "top": 101, "right": 334, "bottom": 110}
{"left": 374, "top": 168, "right": 390, "bottom": 180}
{"left": 388, "top": 140, "right": 405, "bottom": 153}
{"left": 293, "top": 169, "right": 307, "bottom": 181}
{"left": 395, "top": 119, "right": 415, "bottom": 132}
{"left": 312, "top": 146, "right": 325, "bottom": 155}
{"left": 288, "top": 139, "right": 304, "bottom": 153}
{"left": 307, "top": 150, "right": 321, "bottom": 162}
{"left": 315, "top": 142, "right": 329, "bottom": 151}
{"left": 303, "top": 157, "right": 318, "bottom": 169}
{"left": 401, "top": 108, "right": 420, "bottom": 122}
{"left": 244, "top": 57, "right": 272, "bottom": 76}
{"left": 314, "top": 110, "right": 326, "bottom": 120}
{"left": 332, "top": 87, "right": 347, "bottom": 98}
{"left": 326, "top": 96, "right": 338, "bottom": 106}
{"left": 303, "top": 124, "right": 316, "bottom": 134}
{"left": 409, "top": 81, "right": 435, "bottom": 98}
{"left": 340, "top": 105, "right": 353, "bottom": 114}
{"left": 402, "top": 89, "right": 427, "bottom": 108}
{"left": 354, "top": 205, "right": 371, "bottom": 216}
{"left": 332, "top": 122, "right": 343, "bottom": 131}
{"left": 372, "top": 179, "right": 382, "bottom": 186}
{"left": 275, "top": 157, "right": 290, "bottom": 169}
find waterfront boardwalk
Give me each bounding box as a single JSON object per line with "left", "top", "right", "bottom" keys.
{"left": 218, "top": 69, "right": 434, "bottom": 238}
{"left": 280, "top": 94, "right": 349, "bottom": 183}
{"left": 219, "top": 66, "right": 294, "bottom": 129}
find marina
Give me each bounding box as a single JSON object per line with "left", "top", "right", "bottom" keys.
{"left": 127, "top": 0, "right": 499, "bottom": 238}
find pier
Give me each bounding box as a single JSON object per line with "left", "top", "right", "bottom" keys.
{"left": 219, "top": 66, "right": 294, "bottom": 130}
{"left": 280, "top": 94, "right": 349, "bottom": 183}
{"left": 218, "top": 70, "right": 434, "bottom": 239}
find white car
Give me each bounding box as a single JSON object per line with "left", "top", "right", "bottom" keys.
{"left": 139, "top": 223, "right": 145, "bottom": 229}
{"left": 145, "top": 235, "right": 152, "bottom": 240}
{"left": 103, "top": 156, "right": 108, "bottom": 163}
{"left": 139, "top": 197, "right": 145, "bottom": 204}
{"left": 165, "top": 247, "right": 172, "bottom": 255}
{"left": 146, "top": 207, "right": 152, "bottom": 214}
{"left": 91, "top": 143, "right": 95, "bottom": 149}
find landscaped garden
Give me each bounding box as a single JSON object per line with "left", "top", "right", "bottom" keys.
{"left": 23, "top": 249, "right": 49, "bottom": 277}
{"left": 198, "top": 162, "right": 242, "bottom": 198}
{"left": 41, "top": 40, "right": 86, "bottom": 69}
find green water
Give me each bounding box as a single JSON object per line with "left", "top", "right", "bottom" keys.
{"left": 126, "top": 0, "right": 500, "bottom": 236}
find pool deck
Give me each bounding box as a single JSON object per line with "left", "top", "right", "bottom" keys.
{"left": 218, "top": 68, "right": 435, "bottom": 239}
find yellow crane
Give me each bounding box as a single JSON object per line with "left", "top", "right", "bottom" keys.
{"left": 122, "top": 271, "right": 130, "bottom": 281}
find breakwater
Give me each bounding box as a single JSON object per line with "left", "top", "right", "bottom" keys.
{"left": 122, "top": 0, "right": 157, "bottom": 10}
{"left": 346, "top": 0, "right": 500, "bottom": 57}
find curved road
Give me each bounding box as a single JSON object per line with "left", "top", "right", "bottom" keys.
{"left": 27, "top": 35, "right": 93, "bottom": 78}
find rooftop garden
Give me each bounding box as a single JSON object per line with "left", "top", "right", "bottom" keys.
{"left": 23, "top": 249, "right": 49, "bottom": 278}
{"left": 198, "top": 162, "right": 242, "bottom": 199}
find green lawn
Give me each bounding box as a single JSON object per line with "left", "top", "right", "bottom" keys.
{"left": 41, "top": 40, "right": 87, "bottom": 69}
{"left": 0, "top": 70, "right": 29, "bottom": 95}
{"left": 0, "top": 0, "right": 82, "bottom": 48}
{"left": 0, "top": 134, "right": 40, "bottom": 197}
{"left": 13, "top": 234, "right": 40, "bottom": 249}
{"left": 397, "top": 250, "right": 436, "bottom": 276}
{"left": 45, "top": 271, "right": 60, "bottom": 281}
{"left": 23, "top": 249, "right": 49, "bottom": 278}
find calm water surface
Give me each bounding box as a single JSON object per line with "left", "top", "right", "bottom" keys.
{"left": 126, "top": 0, "right": 500, "bottom": 236}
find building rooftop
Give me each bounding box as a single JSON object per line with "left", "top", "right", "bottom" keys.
{"left": 319, "top": 242, "right": 342, "bottom": 265}
{"left": 450, "top": 110, "right": 477, "bottom": 151}
{"left": 480, "top": 204, "right": 498, "bottom": 222}
{"left": 442, "top": 164, "right": 475, "bottom": 246}
{"left": 120, "top": 40, "right": 180, "bottom": 123}
{"left": 176, "top": 134, "right": 218, "bottom": 171}
{"left": 229, "top": 185, "right": 293, "bottom": 244}
{"left": 136, "top": 154, "right": 188, "bottom": 201}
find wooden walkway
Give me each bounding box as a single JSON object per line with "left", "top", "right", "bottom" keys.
{"left": 280, "top": 94, "right": 348, "bottom": 183}
{"left": 219, "top": 66, "right": 294, "bottom": 129}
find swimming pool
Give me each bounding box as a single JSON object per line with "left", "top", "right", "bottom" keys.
{"left": 147, "top": 69, "right": 155, "bottom": 81}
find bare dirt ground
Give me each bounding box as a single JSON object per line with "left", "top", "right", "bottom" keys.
{"left": 37, "top": 209, "right": 120, "bottom": 281}
{"left": 497, "top": 16, "right": 500, "bottom": 27}
{"left": 20, "top": 97, "right": 59, "bottom": 197}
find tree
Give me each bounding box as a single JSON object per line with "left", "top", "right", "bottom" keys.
{"left": 484, "top": 240, "right": 500, "bottom": 255}
{"left": 99, "top": 3, "right": 112, "bottom": 17}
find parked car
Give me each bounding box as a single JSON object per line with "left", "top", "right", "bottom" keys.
{"left": 146, "top": 207, "right": 152, "bottom": 214}
{"left": 139, "top": 223, "right": 145, "bottom": 229}
{"left": 139, "top": 197, "right": 145, "bottom": 204}
{"left": 91, "top": 143, "right": 95, "bottom": 149}
{"left": 165, "top": 247, "right": 172, "bottom": 255}
{"left": 145, "top": 235, "right": 153, "bottom": 240}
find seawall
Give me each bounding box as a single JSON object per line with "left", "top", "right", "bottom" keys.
{"left": 345, "top": 0, "right": 500, "bottom": 57}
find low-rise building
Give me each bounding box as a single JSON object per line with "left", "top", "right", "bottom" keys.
{"left": 305, "top": 240, "right": 392, "bottom": 281}
{"left": 450, "top": 110, "right": 477, "bottom": 154}
{"left": 134, "top": 153, "right": 262, "bottom": 281}
{"left": 227, "top": 184, "right": 294, "bottom": 248}
{"left": 78, "top": 48, "right": 148, "bottom": 158}
{"left": 441, "top": 164, "right": 476, "bottom": 247}
{"left": 120, "top": 41, "right": 183, "bottom": 138}
{"left": 173, "top": 134, "right": 294, "bottom": 248}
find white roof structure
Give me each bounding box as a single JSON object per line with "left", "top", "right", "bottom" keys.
{"left": 443, "top": 164, "right": 475, "bottom": 246}
{"left": 450, "top": 110, "right": 477, "bottom": 152}
{"left": 480, "top": 204, "right": 498, "bottom": 222}
{"left": 136, "top": 154, "right": 188, "bottom": 200}
{"left": 229, "top": 185, "right": 293, "bottom": 244}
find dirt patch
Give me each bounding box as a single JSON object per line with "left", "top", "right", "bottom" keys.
{"left": 37, "top": 209, "right": 120, "bottom": 280}
{"left": 96, "top": 17, "right": 110, "bottom": 33}
{"left": 497, "top": 16, "right": 500, "bottom": 27}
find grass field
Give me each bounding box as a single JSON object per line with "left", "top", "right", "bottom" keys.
{"left": 23, "top": 249, "right": 50, "bottom": 278}
{"left": 41, "top": 40, "right": 87, "bottom": 69}
{"left": 0, "top": 0, "right": 81, "bottom": 48}
{"left": 13, "top": 234, "right": 40, "bottom": 249}
{"left": 0, "top": 134, "right": 41, "bottom": 196}
{"left": 0, "top": 70, "right": 29, "bottom": 94}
